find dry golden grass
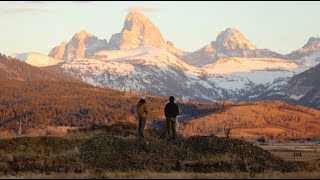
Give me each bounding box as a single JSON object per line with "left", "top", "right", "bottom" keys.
{"left": 0, "top": 126, "right": 74, "bottom": 139}
{"left": 0, "top": 122, "right": 318, "bottom": 179}
{"left": 1, "top": 171, "right": 320, "bottom": 179}
{"left": 260, "top": 143, "right": 320, "bottom": 162}
{"left": 0, "top": 123, "right": 309, "bottom": 176}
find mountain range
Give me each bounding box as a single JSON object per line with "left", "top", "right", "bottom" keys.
{"left": 2, "top": 53, "right": 320, "bottom": 139}
{"left": 9, "top": 12, "right": 320, "bottom": 109}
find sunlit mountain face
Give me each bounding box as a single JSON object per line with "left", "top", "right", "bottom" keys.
{"left": 9, "top": 12, "right": 320, "bottom": 106}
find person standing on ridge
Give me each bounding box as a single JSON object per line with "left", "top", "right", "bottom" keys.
{"left": 136, "top": 96, "right": 148, "bottom": 138}
{"left": 164, "top": 96, "right": 179, "bottom": 140}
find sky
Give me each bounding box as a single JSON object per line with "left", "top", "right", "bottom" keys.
{"left": 1, "top": 1, "right": 320, "bottom": 55}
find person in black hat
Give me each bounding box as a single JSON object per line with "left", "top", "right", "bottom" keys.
{"left": 164, "top": 96, "right": 179, "bottom": 139}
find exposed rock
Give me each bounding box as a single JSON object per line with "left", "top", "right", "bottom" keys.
{"left": 108, "top": 12, "right": 185, "bottom": 58}
{"left": 109, "top": 12, "right": 166, "bottom": 50}
{"left": 48, "top": 30, "right": 108, "bottom": 61}
{"left": 48, "top": 41, "right": 67, "bottom": 59}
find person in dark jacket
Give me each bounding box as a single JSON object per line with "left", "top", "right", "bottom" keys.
{"left": 136, "top": 96, "right": 148, "bottom": 138}
{"left": 164, "top": 96, "right": 179, "bottom": 139}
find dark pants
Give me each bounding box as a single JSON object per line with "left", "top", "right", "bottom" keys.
{"left": 166, "top": 117, "right": 176, "bottom": 139}
{"left": 138, "top": 118, "right": 146, "bottom": 137}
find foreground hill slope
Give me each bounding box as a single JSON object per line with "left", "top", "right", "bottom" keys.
{"left": 0, "top": 123, "right": 309, "bottom": 175}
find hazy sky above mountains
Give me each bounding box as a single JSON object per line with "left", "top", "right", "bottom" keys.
{"left": 1, "top": 1, "right": 320, "bottom": 55}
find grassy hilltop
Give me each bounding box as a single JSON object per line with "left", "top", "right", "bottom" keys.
{"left": 0, "top": 122, "right": 318, "bottom": 178}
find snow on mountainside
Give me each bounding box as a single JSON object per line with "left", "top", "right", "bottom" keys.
{"left": 256, "top": 60, "right": 320, "bottom": 109}
{"left": 10, "top": 47, "right": 297, "bottom": 102}
{"left": 202, "top": 57, "right": 298, "bottom": 98}
{"left": 203, "top": 57, "right": 297, "bottom": 74}
{"left": 10, "top": 52, "right": 63, "bottom": 67}
{"left": 59, "top": 45, "right": 218, "bottom": 102}
{"left": 255, "top": 36, "right": 320, "bottom": 106}
{"left": 54, "top": 45, "right": 298, "bottom": 102}
{"left": 286, "top": 62, "right": 320, "bottom": 109}
{"left": 93, "top": 46, "right": 201, "bottom": 74}
{"left": 10, "top": 49, "right": 305, "bottom": 103}
{"left": 293, "top": 51, "right": 320, "bottom": 69}
{"left": 202, "top": 57, "right": 298, "bottom": 94}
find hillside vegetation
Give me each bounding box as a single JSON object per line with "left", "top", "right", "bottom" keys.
{"left": 0, "top": 80, "right": 224, "bottom": 135}
{"left": 180, "top": 101, "right": 320, "bottom": 139}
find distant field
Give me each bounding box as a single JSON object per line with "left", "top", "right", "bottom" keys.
{"left": 259, "top": 143, "right": 320, "bottom": 161}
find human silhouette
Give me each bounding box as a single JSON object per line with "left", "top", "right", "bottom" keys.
{"left": 164, "top": 96, "right": 179, "bottom": 140}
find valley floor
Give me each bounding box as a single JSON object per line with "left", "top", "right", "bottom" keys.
{"left": 259, "top": 143, "right": 320, "bottom": 162}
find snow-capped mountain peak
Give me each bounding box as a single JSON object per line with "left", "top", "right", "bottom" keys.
{"left": 215, "top": 28, "right": 256, "bottom": 51}
{"left": 180, "top": 27, "right": 283, "bottom": 67}
{"left": 10, "top": 12, "right": 320, "bottom": 108}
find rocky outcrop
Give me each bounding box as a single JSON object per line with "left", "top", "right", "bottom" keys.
{"left": 48, "top": 41, "right": 67, "bottom": 60}
{"left": 108, "top": 12, "right": 184, "bottom": 58}
{"left": 109, "top": 12, "right": 166, "bottom": 50}
{"left": 48, "top": 30, "right": 108, "bottom": 61}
